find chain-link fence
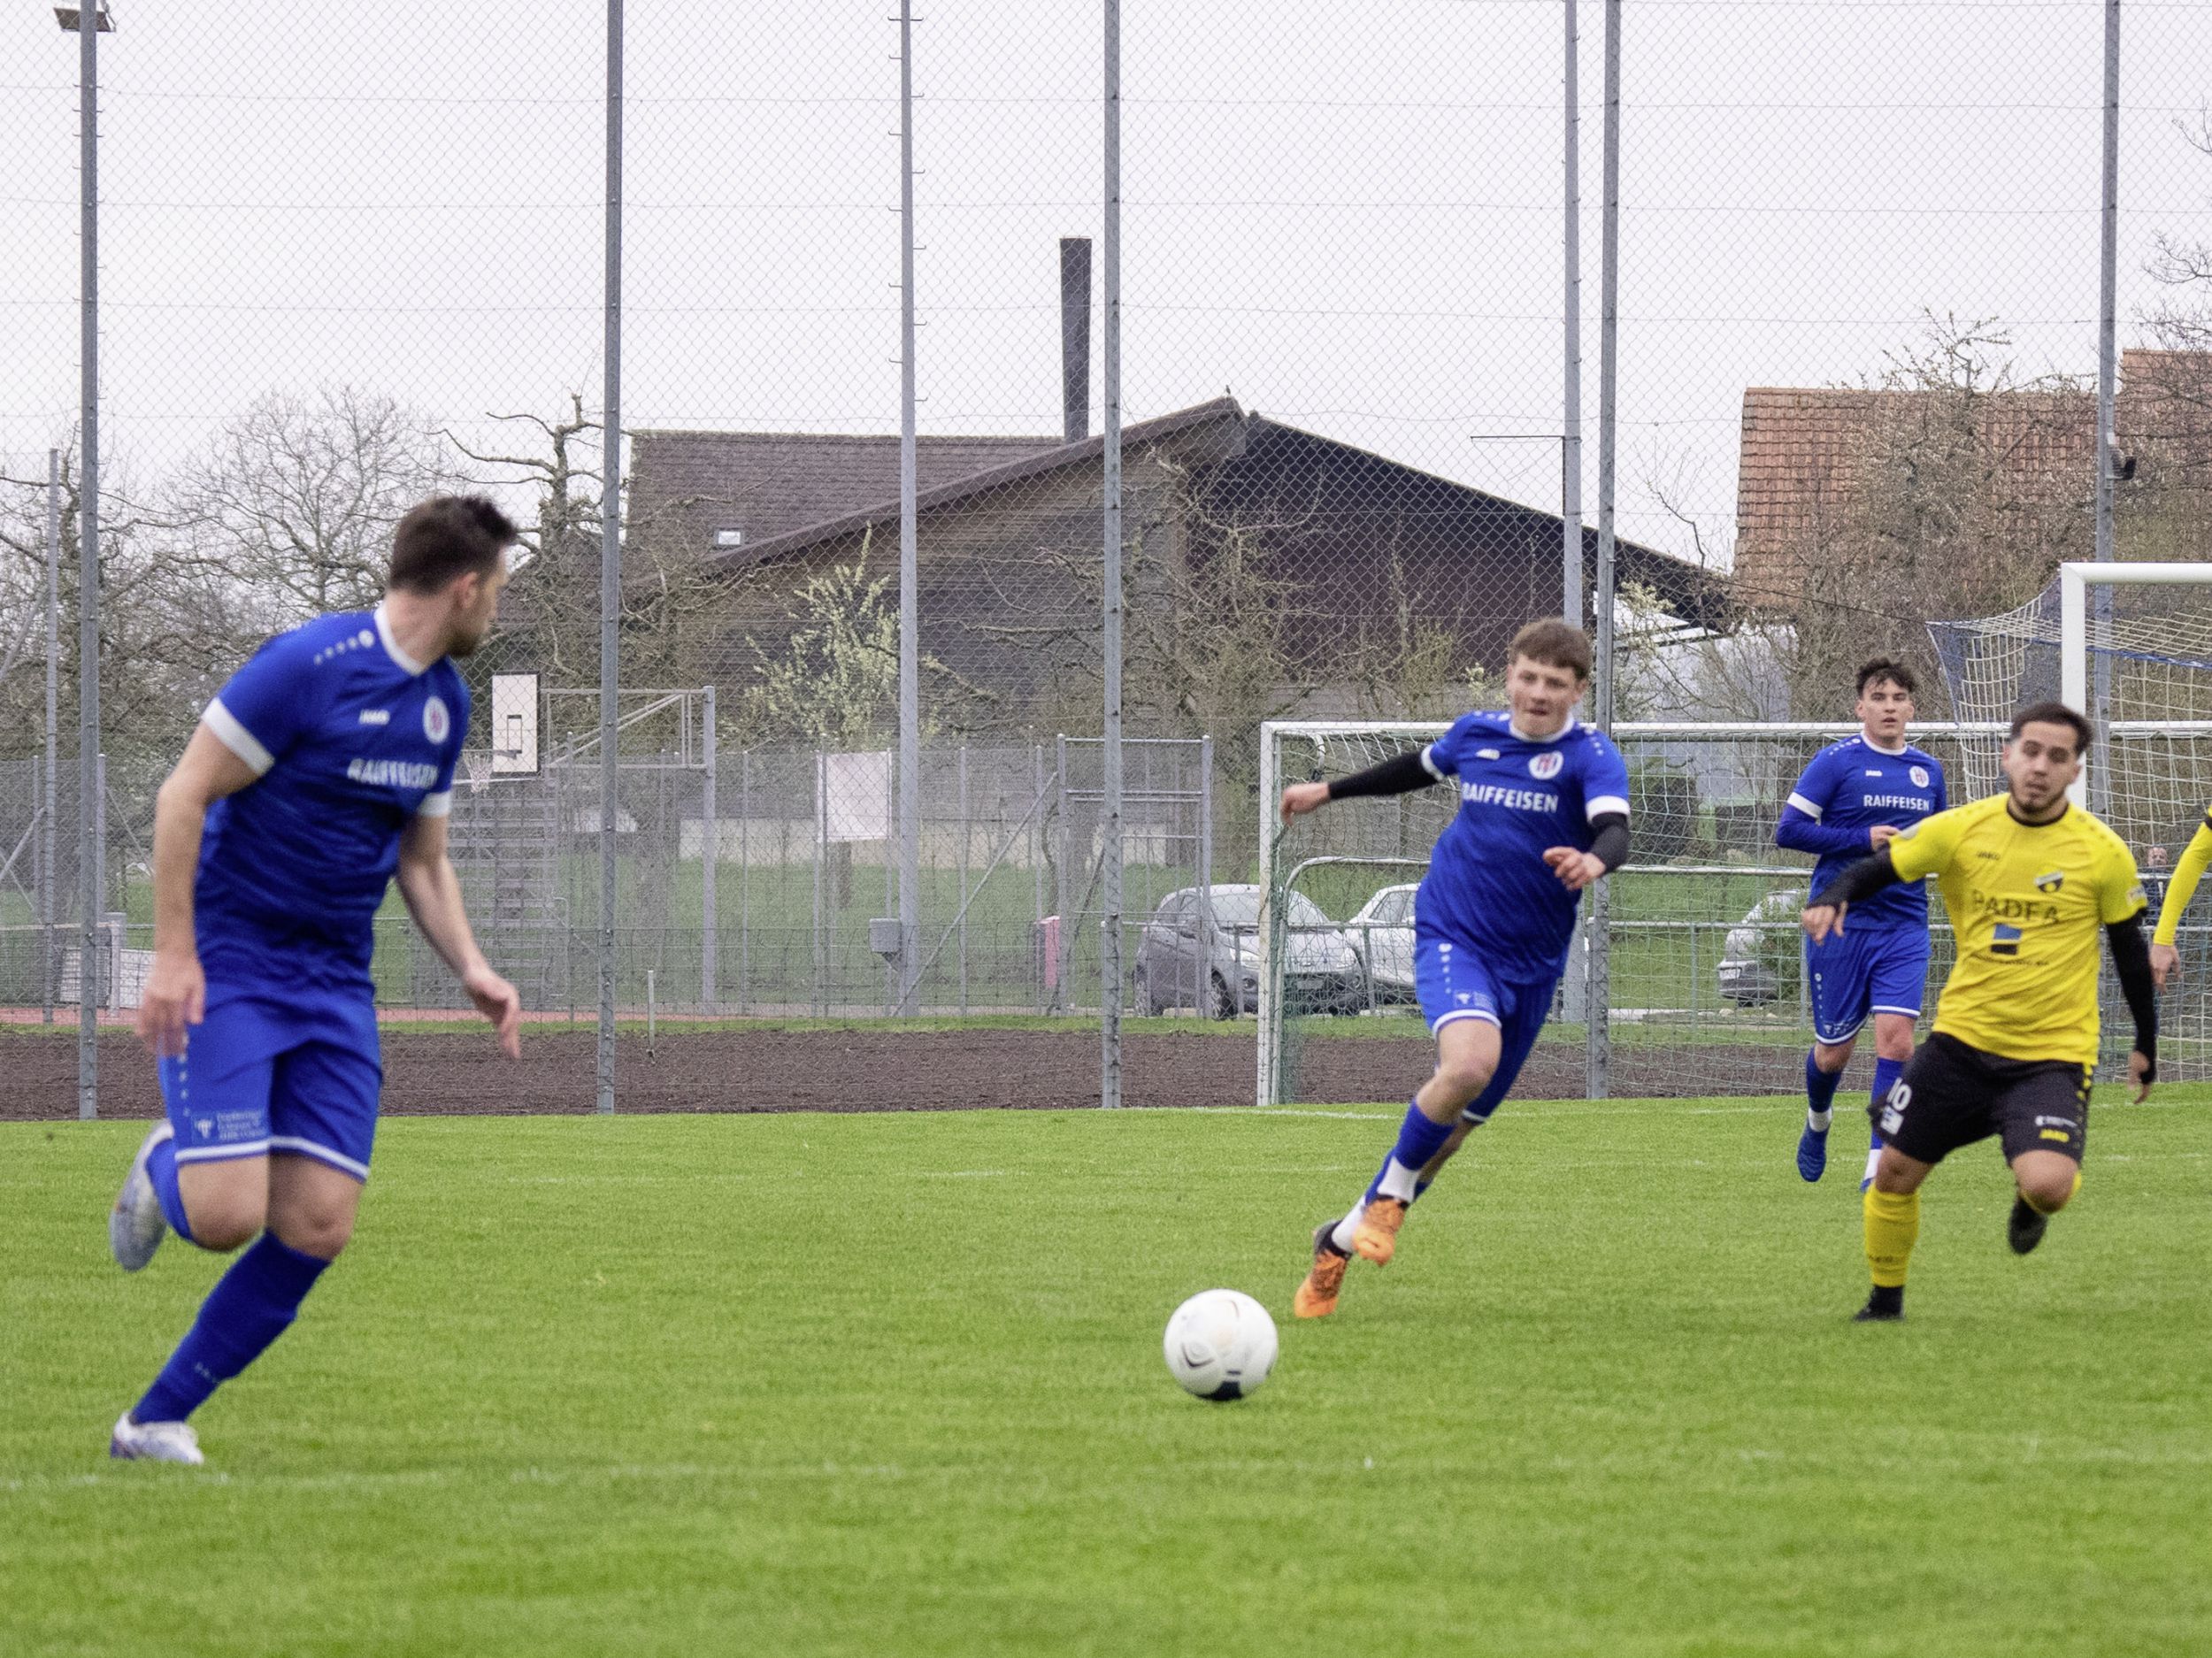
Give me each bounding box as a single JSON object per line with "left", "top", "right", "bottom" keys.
{"left": 6, "top": 3, "right": 2212, "bottom": 1110}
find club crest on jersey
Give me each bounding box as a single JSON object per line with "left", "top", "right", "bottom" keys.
{"left": 1528, "top": 751, "right": 1564, "bottom": 781}
{"left": 423, "top": 695, "right": 451, "bottom": 744}
{"left": 2034, "top": 871, "right": 2063, "bottom": 894}
{"left": 1909, "top": 765, "right": 1931, "bottom": 787}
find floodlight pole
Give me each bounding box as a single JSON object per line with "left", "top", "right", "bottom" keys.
{"left": 1101, "top": 0, "right": 1125, "bottom": 1107}
{"left": 1586, "top": 0, "right": 1620, "bottom": 1104}
{"left": 895, "top": 0, "right": 922, "bottom": 1015}
{"left": 2090, "top": 0, "right": 2120, "bottom": 813}
{"left": 1562, "top": 0, "right": 1583, "bottom": 627}
{"left": 75, "top": 0, "right": 103, "bottom": 1119}
{"left": 596, "top": 0, "right": 623, "bottom": 1114}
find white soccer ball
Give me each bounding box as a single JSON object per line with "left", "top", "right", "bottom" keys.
{"left": 1163, "top": 1288, "right": 1279, "bottom": 1401}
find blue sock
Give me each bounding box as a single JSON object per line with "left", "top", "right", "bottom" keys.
{"left": 1870, "top": 1056, "right": 1904, "bottom": 1148}
{"left": 134, "top": 1234, "right": 329, "bottom": 1424}
{"left": 1804, "top": 1050, "right": 1842, "bottom": 1125}
{"left": 1362, "top": 1101, "right": 1455, "bottom": 1207}
{"left": 146, "top": 1133, "right": 195, "bottom": 1245}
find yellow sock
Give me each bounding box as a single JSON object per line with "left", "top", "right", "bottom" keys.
{"left": 2024, "top": 1170, "right": 2083, "bottom": 1217}
{"left": 1863, "top": 1185, "right": 1920, "bottom": 1289}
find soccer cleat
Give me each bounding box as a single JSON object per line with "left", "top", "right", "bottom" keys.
{"left": 1852, "top": 1286, "right": 1905, "bottom": 1323}
{"left": 1796, "top": 1121, "right": 1829, "bottom": 1183}
{"left": 1350, "top": 1197, "right": 1409, "bottom": 1266}
{"left": 2007, "top": 1195, "right": 2049, "bottom": 1256}
{"left": 109, "top": 1120, "right": 173, "bottom": 1272}
{"left": 109, "top": 1411, "right": 204, "bottom": 1467}
{"left": 1293, "top": 1223, "right": 1351, "bottom": 1319}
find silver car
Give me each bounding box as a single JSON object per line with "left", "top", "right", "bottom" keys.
{"left": 1133, "top": 884, "right": 1363, "bottom": 1017}
{"left": 1344, "top": 882, "right": 1419, "bottom": 1005}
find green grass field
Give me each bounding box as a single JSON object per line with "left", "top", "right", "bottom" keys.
{"left": 6, "top": 1094, "right": 2211, "bottom": 1657}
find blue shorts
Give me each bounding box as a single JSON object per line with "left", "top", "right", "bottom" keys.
{"left": 1414, "top": 926, "right": 1559, "bottom": 1124}
{"left": 158, "top": 992, "right": 383, "bottom": 1183}
{"left": 1803, "top": 925, "right": 1930, "bottom": 1047}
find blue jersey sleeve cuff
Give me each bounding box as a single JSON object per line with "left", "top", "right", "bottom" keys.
{"left": 1785, "top": 790, "right": 1823, "bottom": 821}
{"left": 1586, "top": 794, "right": 1629, "bottom": 820}
{"left": 417, "top": 789, "right": 453, "bottom": 818}
{"left": 202, "top": 698, "right": 275, "bottom": 776}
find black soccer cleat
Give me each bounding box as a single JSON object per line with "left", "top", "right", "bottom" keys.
{"left": 2007, "top": 1195, "right": 2050, "bottom": 1256}
{"left": 1853, "top": 1285, "right": 1905, "bottom": 1323}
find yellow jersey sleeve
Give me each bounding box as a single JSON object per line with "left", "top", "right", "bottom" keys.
{"left": 2099, "top": 833, "right": 2147, "bottom": 925}
{"left": 1886, "top": 805, "right": 1964, "bottom": 887}
{"left": 2153, "top": 818, "right": 2212, "bottom": 945}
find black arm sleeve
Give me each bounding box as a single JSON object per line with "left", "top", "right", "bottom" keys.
{"left": 1809, "top": 848, "right": 1902, "bottom": 909}
{"left": 1588, "top": 812, "right": 1630, "bottom": 873}
{"left": 1325, "top": 748, "right": 1436, "bottom": 802}
{"left": 2107, "top": 911, "right": 2158, "bottom": 1078}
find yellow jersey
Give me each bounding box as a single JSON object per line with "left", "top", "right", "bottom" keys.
{"left": 1886, "top": 794, "right": 2145, "bottom": 1066}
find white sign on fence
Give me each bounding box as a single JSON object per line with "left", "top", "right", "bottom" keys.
{"left": 821, "top": 751, "right": 892, "bottom": 843}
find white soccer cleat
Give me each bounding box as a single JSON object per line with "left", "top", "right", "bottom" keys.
{"left": 109, "top": 1120, "right": 173, "bottom": 1272}
{"left": 109, "top": 1411, "right": 204, "bottom": 1467}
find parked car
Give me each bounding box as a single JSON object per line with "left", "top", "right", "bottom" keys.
{"left": 1343, "top": 883, "right": 1418, "bottom": 1005}
{"left": 1716, "top": 889, "right": 1807, "bottom": 1007}
{"left": 1133, "top": 884, "right": 1364, "bottom": 1017}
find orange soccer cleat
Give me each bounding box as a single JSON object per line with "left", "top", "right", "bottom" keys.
{"left": 1351, "top": 1196, "right": 1409, "bottom": 1265}
{"left": 1293, "top": 1223, "right": 1352, "bottom": 1319}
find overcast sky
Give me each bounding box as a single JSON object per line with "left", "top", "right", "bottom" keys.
{"left": 4, "top": 0, "right": 2210, "bottom": 569}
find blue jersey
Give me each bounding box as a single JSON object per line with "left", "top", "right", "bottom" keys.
{"left": 1777, "top": 736, "right": 1947, "bottom": 930}
{"left": 1414, "top": 711, "right": 1632, "bottom": 981}
{"left": 196, "top": 605, "right": 468, "bottom": 992}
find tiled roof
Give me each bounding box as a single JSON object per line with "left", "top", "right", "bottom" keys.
{"left": 1733, "top": 349, "right": 2212, "bottom": 609}
{"left": 627, "top": 428, "right": 1060, "bottom": 557}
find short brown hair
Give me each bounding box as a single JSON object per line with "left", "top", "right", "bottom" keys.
{"left": 388, "top": 495, "right": 518, "bottom": 595}
{"left": 1855, "top": 658, "right": 1916, "bottom": 698}
{"left": 2010, "top": 701, "right": 2093, "bottom": 756}
{"left": 1508, "top": 617, "right": 1594, "bottom": 681}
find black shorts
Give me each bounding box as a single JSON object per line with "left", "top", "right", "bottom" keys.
{"left": 1871, "top": 1032, "right": 2091, "bottom": 1167}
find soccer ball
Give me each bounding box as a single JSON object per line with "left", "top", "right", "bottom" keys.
{"left": 1162, "top": 1289, "right": 1279, "bottom": 1401}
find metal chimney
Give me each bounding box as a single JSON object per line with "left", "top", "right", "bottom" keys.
{"left": 1060, "top": 237, "right": 1092, "bottom": 443}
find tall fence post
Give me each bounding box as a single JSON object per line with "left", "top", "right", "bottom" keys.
{"left": 42, "top": 449, "right": 60, "bottom": 1026}
{"left": 701, "top": 684, "right": 718, "bottom": 1014}
{"left": 595, "top": 0, "right": 625, "bottom": 1116}
{"left": 737, "top": 748, "right": 749, "bottom": 1015}
{"left": 957, "top": 744, "right": 971, "bottom": 1015}
{"left": 76, "top": 0, "right": 102, "bottom": 1122}
{"left": 1100, "top": 0, "right": 1125, "bottom": 1105}
{"left": 812, "top": 748, "right": 826, "bottom": 1017}
{"left": 1055, "top": 733, "right": 1072, "bottom": 1013}
{"left": 1586, "top": 0, "right": 1621, "bottom": 1104}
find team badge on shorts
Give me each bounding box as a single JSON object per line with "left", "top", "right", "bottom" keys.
{"left": 423, "top": 695, "right": 450, "bottom": 743}
{"left": 1529, "top": 751, "right": 1563, "bottom": 780}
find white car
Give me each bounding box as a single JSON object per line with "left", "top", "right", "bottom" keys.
{"left": 1344, "top": 883, "right": 1418, "bottom": 1005}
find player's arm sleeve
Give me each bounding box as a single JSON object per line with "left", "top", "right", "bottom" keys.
{"left": 1809, "top": 848, "right": 1902, "bottom": 909}
{"left": 1583, "top": 732, "right": 1630, "bottom": 823}
{"left": 1588, "top": 812, "right": 1630, "bottom": 873}
{"left": 1327, "top": 748, "right": 1440, "bottom": 801}
{"left": 1881, "top": 807, "right": 1958, "bottom": 886}
{"left": 2107, "top": 911, "right": 2158, "bottom": 1076}
{"left": 199, "top": 633, "right": 319, "bottom": 776}
{"left": 2152, "top": 817, "right": 2212, "bottom": 945}
{"left": 1775, "top": 753, "right": 1859, "bottom": 855}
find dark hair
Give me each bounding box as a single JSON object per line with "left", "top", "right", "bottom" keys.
{"left": 1508, "top": 617, "right": 1594, "bottom": 681}
{"left": 388, "top": 495, "right": 518, "bottom": 595}
{"left": 2009, "top": 701, "right": 2093, "bottom": 755}
{"left": 1855, "top": 658, "right": 1916, "bottom": 698}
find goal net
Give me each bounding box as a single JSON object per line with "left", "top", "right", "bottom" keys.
{"left": 1929, "top": 559, "right": 2212, "bottom": 1079}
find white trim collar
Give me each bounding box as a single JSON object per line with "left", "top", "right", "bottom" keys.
{"left": 1859, "top": 732, "right": 1909, "bottom": 756}
{"left": 373, "top": 602, "right": 430, "bottom": 677}
{"left": 1509, "top": 716, "right": 1577, "bottom": 745}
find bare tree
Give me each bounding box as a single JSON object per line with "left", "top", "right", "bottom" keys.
{"left": 449, "top": 393, "right": 739, "bottom": 697}
{"left": 172, "top": 386, "right": 471, "bottom": 631}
